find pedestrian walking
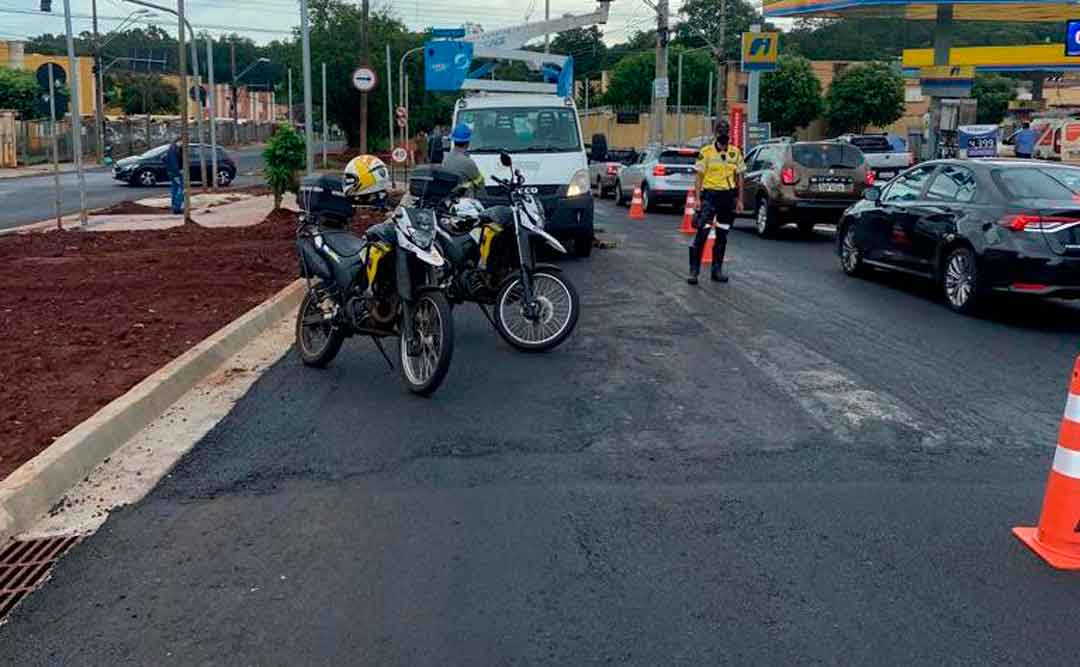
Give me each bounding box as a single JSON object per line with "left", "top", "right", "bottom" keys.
{"left": 1014, "top": 121, "right": 1038, "bottom": 159}
{"left": 166, "top": 137, "right": 184, "bottom": 215}
{"left": 687, "top": 120, "right": 745, "bottom": 285}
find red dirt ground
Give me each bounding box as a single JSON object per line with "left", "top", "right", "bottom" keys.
{"left": 0, "top": 201, "right": 395, "bottom": 481}
{"left": 0, "top": 211, "right": 297, "bottom": 480}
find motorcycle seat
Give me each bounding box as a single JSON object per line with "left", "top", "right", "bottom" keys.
{"left": 321, "top": 231, "right": 366, "bottom": 257}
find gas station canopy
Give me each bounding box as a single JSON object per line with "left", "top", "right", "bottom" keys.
{"left": 764, "top": 0, "right": 1078, "bottom": 21}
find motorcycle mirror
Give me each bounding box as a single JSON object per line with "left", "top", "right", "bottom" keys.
{"left": 499, "top": 151, "right": 512, "bottom": 168}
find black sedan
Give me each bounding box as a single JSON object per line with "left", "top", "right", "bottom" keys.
{"left": 113, "top": 143, "right": 236, "bottom": 187}
{"left": 837, "top": 159, "right": 1080, "bottom": 313}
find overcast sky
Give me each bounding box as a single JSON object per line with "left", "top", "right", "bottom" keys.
{"left": 0, "top": 0, "right": 700, "bottom": 46}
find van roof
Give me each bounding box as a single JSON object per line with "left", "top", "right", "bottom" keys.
{"left": 458, "top": 93, "right": 575, "bottom": 110}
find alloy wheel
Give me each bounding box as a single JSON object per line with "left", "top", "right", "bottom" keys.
{"left": 841, "top": 226, "right": 860, "bottom": 273}
{"left": 944, "top": 250, "right": 976, "bottom": 309}
{"left": 756, "top": 201, "right": 769, "bottom": 235}
{"left": 139, "top": 171, "right": 156, "bottom": 187}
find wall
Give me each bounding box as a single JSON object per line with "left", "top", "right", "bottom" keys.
{"left": 2, "top": 41, "right": 97, "bottom": 118}
{"left": 579, "top": 108, "right": 714, "bottom": 150}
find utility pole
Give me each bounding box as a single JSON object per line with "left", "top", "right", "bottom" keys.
{"left": 544, "top": 0, "right": 550, "bottom": 53}
{"left": 677, "top": 50, "right": 683, "bottom": 144}
{"left": 653, "top": 0, "right": 669, "bottom": 146}
{"left": 717, "top": 0, "right": 727, "bottom": 118}
{"left": 92, "top": 0, "right": 105, "bottom": 163}
{"left": 230, "top": 40, "right": 238, "bottom": 144}
{"left": 178, "top": 0, "right": 191, "bottom": 222}
{"left": 62, "top": 0, "right": 87, "bottom": 226}
{"left": 359, "top": 0, "right": 370, "bottom": 154}
{"left": 322, "top": 62, "right": 328, "bottom": 168}
{"left": 300, "top": 0, "right": 316, "bottom": 176}
{"left": 288, "top": 68, "right": 293, "bottom": 123}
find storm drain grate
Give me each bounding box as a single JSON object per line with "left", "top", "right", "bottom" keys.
{"left": 0, "top": 536, "right": 81, "bottom": 622}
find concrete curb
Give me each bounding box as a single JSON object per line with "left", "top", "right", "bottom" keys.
{"left": 0, "top": 278, "right": 306, "bottom": 544}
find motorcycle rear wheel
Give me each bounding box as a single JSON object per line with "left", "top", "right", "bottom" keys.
{"left": 494, "top": 271, "right": 579, "bottom": 352}
{"left": 399, "top": 291, "right": 455, "bottom": 396}
{"left": 296, "top": 289, "right": 345, "bottom": 368}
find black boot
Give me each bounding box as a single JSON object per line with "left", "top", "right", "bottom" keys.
{"left": 711, "top": 232, "right": 729, "bottom": 283}
{"left": 686, "top": 246, "right": 700, "bottom": 285}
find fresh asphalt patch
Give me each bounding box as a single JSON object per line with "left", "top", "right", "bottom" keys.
{"left": 1, "top": 201, "right": 1079, "bottom": 664}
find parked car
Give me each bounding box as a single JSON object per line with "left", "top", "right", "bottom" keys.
{"left": 741, "top": 140, "right": 872, "bottom": 237}
{"left": 837, "top": 159, "right": 1080, "bottom": 313}
{"left": 836, "top": 133, "right": 913, "bottom": 182}
{"left": 113, "top": 143, "right": 237, "bottom": 187}
{"left": 614, "top": 146, "right": 699, "bottom": 210}
{"left": 589, "top": 147, "right": 637, "bottom": 199}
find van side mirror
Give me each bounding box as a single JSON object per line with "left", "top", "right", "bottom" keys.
{"left": 499, "top": 151, "right": 512, "bottom": 168}
{"left": 864, "top": 187, "right": 881, "bottom": 203}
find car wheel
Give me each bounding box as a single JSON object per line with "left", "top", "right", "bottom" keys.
{"left": 943, "top": 246, "right": 981, "bottom": 314}
{"left": 755, "top": 197, "right": 777, "bottom": 238}
{"left": 614, "top": 180, "right": 626, "bottom": 206}
{"left": 217, "top": 169, "right": 234, "bottom": 187}
{"left": 136, "top": 169, "right": 157, "bottom": 187}
{"left": 641, "top": 184, "right": 654, "bottom": 212}
{"left": 839, "top": 223, "right": 866, "bottom": 277}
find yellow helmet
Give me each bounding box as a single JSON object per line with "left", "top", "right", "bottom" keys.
{"left": 343, "top": 155, "right": 389, "bottom": 203}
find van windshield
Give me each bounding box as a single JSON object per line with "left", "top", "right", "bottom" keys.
{"left": 457, "top": 107, "right": 581, "bottom": 154}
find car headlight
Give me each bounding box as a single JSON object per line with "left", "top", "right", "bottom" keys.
{"left": 566, "top": 169, "right": 590, "bottom": 198}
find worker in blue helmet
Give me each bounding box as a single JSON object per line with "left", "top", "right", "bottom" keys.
{"left": 441, "top": 123, "right": 485, "bottom": 198}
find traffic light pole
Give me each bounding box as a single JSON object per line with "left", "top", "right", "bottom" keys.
{"left": 48, "top": 64, "right": 62, "bottom": 230}
{"left": 92, "top": 0, "right": 106, "bottom": 164}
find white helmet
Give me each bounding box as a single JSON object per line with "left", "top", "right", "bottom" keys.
{"left": 450, "top": 198, "right": 484, "bottom": 221}
{"left": 344, "top": 154, "right": 389, "bottom": 206}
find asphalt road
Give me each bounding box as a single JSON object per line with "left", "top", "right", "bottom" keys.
{"left": 4, "top": 200, "right": 1080, "bottom": 664}
{"left": 0, "top": 144, "right": 269, "bottom": 231}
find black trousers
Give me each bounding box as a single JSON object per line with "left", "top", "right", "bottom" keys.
{"left": 691, "top": 188, "right": 737, "bottom": 269}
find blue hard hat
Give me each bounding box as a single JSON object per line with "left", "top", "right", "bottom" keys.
{"left": 451, "top": 124, "right": 472, "bottom": 144}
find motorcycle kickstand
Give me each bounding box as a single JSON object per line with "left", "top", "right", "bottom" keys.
{"left": 477, "top": 303, "right": 499, "bottom": 331}
{"left": 371, "top": 336, "right": 394, "bottom": 370}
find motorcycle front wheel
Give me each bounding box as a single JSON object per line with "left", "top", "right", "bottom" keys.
{"left": 494, "top": 270, "right": 580, "bottom": 353}
{"left": 296, "top": 289, "right": 345, "bottom": 368}
{"left": 399, "top": 291, "right": 455, "bottom": 396}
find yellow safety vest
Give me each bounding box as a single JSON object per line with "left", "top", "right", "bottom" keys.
{"left": 697, "top": 144, "right": 745, "bottom": 192}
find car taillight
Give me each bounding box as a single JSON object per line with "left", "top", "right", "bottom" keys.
{"left": 865, "top": 170, "right": 876, "bottom": 186}
{"left": 607, "top": 164, "right": 618, "bottom": 175}
{"left": 781, "top": 166, "right": 798, "bottom": 185}
{"left": 653, "top": 164, "right": 667, "bottom": 177}
{"left": 908, "top": 154, "right": 915, "bottom": 167}
{"left": 1001, "top": 214, "right": 1079, "bottom": 231}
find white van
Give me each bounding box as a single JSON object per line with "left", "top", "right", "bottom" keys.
{"left": 452, "top": 93, "right": 594, "bottom": 257}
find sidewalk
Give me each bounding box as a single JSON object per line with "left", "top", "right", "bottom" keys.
{"left": 0, "top": 162, "right": 107, "bottom": 180}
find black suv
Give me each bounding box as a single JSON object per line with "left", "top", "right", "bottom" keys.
{"left": 114, "top": 143, "right": 237, "bottom": 187}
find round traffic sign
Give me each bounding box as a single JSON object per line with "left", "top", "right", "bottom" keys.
{"left": 397, "top": 117, "right": 407, "bottom": 128}
{"left": 391, "top": 147, "right": 408, "bottom": 163}
{"left": 352, "top": 67, "right": 377, "bottom": 92}
{"left": 395, "top": 106, "right": 407, "bottom": 118}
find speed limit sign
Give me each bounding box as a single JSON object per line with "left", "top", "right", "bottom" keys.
{"left": 391, "top": 147, "right": 408, "bottom": 163}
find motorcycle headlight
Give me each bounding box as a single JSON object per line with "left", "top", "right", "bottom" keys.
{"left": 566, "top": 169, "right": 591, "bottom": 198}
{"left": 402, "top": 210, "right": 435, "bottom": 249}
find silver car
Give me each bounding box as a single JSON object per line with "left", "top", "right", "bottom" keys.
{"left": 614, "top": 146, "right": 699, "bottom": 211}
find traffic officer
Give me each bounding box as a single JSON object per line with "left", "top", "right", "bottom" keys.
{"left": 441, "top": 124, "right": 486, "bottom": 198}
{"left": 688, "top": 120, "right": 745, "bottom": 285}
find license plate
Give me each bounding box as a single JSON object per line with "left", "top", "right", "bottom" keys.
{"left": 815, "top": 183, "right": 849, "bottom": 193}
{"left": 877, "top": 171, "right": 896, "bottom": 180}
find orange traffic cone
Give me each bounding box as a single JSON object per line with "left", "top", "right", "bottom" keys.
{"left": 628, "top": 187, "right": 645, "bottom": 220}
{"left": 1014, "top": 356, "right": 1080, "bottom": 569}
{"left": 700, "top": 228, "right": 716, "bottom": 264}
{"left": 680, "top": 191, "right": 697, "bottom": 234}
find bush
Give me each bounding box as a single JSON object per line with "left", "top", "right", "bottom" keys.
{"left": 263, "top": 124, "right": 306, "bottom": 209}
{"left": 761, "top": 55, "right": 824, "bottom": 135}
{"left": 825, "top": 62, "right": 905, "bottom": 134}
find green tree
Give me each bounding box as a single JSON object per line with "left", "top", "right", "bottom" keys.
{"left": 600, "top": 52, "right": 653, "bottom": 106}
{"left": 119, "top": 74, "right": 178, "bottom": 115}
{"left": 972, "top": 74, "right": 1016, "bottom": 125}
{"left": 551, "top": 27, "right": 607, "bottom": 78}
{"left": 760, "top": 55, "right": 823, "bottom": 135}
{"left": 676, "top": 0, "right": 763, "bottom": 60}
{"left": 263, "top": 124, "right": 306, "bottom": 209}
{"left": 825, "top": 62, "right": 904, "bottom": 134}
{"left": 0, "top": 67, "right": 42, "bottom": 119}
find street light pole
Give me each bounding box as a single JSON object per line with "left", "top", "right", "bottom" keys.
{"left": 300, "top": 0, "right": 315, "bottom": 176}
{"left": 61, "top": 0, "right": 87, "bottom": 226}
